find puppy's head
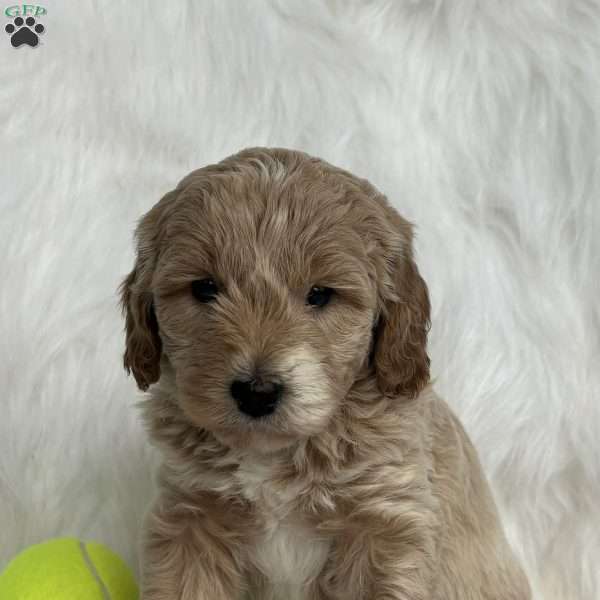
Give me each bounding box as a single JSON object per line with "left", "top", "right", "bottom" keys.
{"left": 120, "top": 148, "right": 430, "bottom": 451}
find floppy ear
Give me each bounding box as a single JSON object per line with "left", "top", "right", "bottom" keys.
{"left": 372, "top": 237, "right": 431, "bottom": 399}
{"left": 118, "top": 265, "right": 161, "bottom": 391}
{"left": 118, "top": 193, "right": 175, "bottom": 391}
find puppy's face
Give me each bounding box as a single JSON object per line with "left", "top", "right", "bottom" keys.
{"left": 121, "top": 149, "right": 430, "bottom": 452}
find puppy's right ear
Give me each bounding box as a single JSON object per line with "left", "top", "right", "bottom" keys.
{"left": 118, "top": 192, "right": 176, "bottom": 390}
{"left": 118, "top": 265, "right": 161, "bottom": 391}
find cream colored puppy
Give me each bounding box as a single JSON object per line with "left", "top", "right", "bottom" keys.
{"left": 120, "top": 147, "right": 531, "bottom": 600}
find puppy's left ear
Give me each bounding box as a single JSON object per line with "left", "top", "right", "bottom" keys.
{"left": 372, "top": 225, "right": 431, "bottom": 399}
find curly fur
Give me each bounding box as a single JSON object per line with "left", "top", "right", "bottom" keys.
{"left": 120, "top": 148, "right": 530, "bottom": 600}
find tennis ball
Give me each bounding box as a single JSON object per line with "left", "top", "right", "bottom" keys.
{"left": 0, "top": 537, "right": 139, "bottom": 599}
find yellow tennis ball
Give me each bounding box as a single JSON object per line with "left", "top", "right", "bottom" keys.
{"left": 0, "top": 537, "right": 139, "bottom": 599}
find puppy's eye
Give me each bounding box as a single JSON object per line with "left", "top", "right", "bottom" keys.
{"left": 307, "top": 286, "right": 334, "bottom": 308}
{"left": 191, "top": 278, "right": 219, "bottom": 303}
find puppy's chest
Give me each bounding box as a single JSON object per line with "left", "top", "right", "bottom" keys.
{"left": 234, "top": 458, "right": 331, "bottom": 600}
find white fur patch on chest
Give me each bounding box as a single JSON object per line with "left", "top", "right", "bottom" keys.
{"left": 253, "top": 518, "right": 330, "bottom": 594}
{"left": 235, "top": 456, "right": 330, "bottom": 600}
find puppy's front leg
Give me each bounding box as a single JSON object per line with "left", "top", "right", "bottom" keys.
{"left": 141, "top": 491, "right": 246, "bottom": 600}
{"left": 319, "top": 515, "right": 436, "bottom": 600}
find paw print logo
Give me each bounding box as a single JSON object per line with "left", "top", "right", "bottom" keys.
{"left": 5, "top": 16, "right": 45, "bottom": 48}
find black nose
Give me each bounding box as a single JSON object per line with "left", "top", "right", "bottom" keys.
{"left": 230, "top": 377, "right": 282, "bottom": 418}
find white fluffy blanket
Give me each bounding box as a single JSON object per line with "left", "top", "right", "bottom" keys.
{"left": 1, "top": 2, "right": 598, "bottom": 599}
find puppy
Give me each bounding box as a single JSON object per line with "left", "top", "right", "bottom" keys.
{"left": 120, "top": 147, "right": 531, "bottom": 600}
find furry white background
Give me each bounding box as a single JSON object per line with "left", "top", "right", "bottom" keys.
{"left": 1, "top": 1, "right": 598, "bottom": 598}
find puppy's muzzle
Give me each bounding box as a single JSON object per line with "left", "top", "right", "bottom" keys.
{"left": 230, "top": 375, "right": 283, "bottom": 418}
